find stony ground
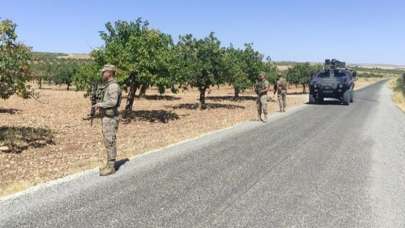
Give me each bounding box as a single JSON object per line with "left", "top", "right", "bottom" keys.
{"left": 0, "top": 78, "right": 382, "bottom": 197}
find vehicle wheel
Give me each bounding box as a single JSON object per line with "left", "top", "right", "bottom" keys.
{"left": 309, "top": 94, "right": 316, "bottom": 104}
{"left": 316, "top": 96, "right": 324, "bottom": 104}
{"left": 350, "top": 91, "right": 354, "bottom": 103}
{"left": 343, "top": 90, "right": 351, "bottom": 105}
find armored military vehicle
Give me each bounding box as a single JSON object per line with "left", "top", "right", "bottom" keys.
{"left": 309, "top": 59, "right": 356, "bottom": 105}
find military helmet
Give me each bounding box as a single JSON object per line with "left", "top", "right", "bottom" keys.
{"left": 259, "top": 72, "right": 266, "bottom": 78}
{"left": 100, "top": 64, "right": 117, "bottom": 74}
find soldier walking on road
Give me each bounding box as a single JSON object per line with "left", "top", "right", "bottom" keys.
{"left": 274, "top": 75, "right": 288, "bottom": 112}
{"left": 93, "top": 64, "right": 122, "bottom": 176}
{"left": 255, "top": 72, "right": 270, "bottom": 122}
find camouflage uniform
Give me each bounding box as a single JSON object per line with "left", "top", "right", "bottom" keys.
{"left": 96, "top": 65, "right": 122, "bottom": 176}
{"left": 275, "top": 77, "right": 288, "bottom": 112}
{"left": 255, "top": 79, "right": 269, "bottom": 121}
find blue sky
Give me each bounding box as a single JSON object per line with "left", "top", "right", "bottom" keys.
{"left": 1, "top": 0, "right": 404, "bottom": 64}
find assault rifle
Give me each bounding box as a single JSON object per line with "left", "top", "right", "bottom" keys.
{"left": 85, "top": 82, "right": 104, "bottom": 126}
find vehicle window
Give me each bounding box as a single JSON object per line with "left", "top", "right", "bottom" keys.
{"left": 334, "top": 70, "right": 346, "bottom": 78}
{"left": 318, "top": 71, "right": 330, "bottom": 78}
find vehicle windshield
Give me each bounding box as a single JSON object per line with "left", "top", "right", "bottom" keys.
{"left": 317, "top": 70, "right": 347, "bottom": 78}
{"left": 334, "top": 70, "right": 346, "bottom": 78}
{"left": 318, "top": 71, "right": 330, "bottom": 78}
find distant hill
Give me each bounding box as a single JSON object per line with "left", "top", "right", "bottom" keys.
{"left": 33, "top": 51, "right": 90, "bottom": 60}
{"left": 275, "top": 61, "right": 405, "bottom": 70}
{"left": 348, "top": 63, "right": 405, "bottom": 70}
{"left": 32, "top": 52, "right": 404, "bottom": 70}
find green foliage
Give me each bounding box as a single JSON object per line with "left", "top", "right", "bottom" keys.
{"left": 52, "top": 60, "right": 80, "bottom": 90}
{"left": 394, "top": 74, "right": 405, "bottom": 96}
{"left": 30, "top": 61, "right": 54, "bottom": 88}
{"left": 0, "top": 19, "right": 32, "bottom": 99}
{"left": 287, "top": 63, "right": 321, "bottom": 93}
{"left": 262, "top": 60, "right": 278, "bottom": 84}
{"left": 223, "top": 45, "right": 250, "bottom": 97}
{"left": 32, "top": 52, "right": 68, "bottom": 59}
{"left": 73, "top": 62, "right": 99, "bottom": 92}
{"left": 31, "top": 52, "right": 91, "bottom": 90}
{"left": 72, "top": 18, "right": 282, "bottom": 109}
{"left": 241, "top": 43, "right": 265, "bottom": 83}
{"left": 93, "top": 18, "right": 174, "bottom": 87}
{"left": 223, "top": 43, "right": 279, "bottom": 98}
{"left": 352, "top": 66, "right": 405, "bottom": 76}
{"left": 89, "top": 18, "right": 176, "bottom": 113}
{"left": 357, "top": 72, "right": 385, "bottom": 78}
{"left": 175, "top": 33, "right": 225, "bottom": 107}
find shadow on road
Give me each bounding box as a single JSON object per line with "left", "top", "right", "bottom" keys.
{"left": 114, "top": 158, "right": 129, "bottom": 171}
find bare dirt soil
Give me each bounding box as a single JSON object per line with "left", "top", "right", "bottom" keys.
{"left": 0, "top": 79, "right": 381, "bottom": 197}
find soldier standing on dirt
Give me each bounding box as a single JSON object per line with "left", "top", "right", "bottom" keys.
{"left": 93, "top": 64, "right": 122, "bottom": 176}
{"left": 274, "top": 75, "right": 288, "bottom": 112}
{"left": 255, "top": 72, "right": 270, "bottom": 122}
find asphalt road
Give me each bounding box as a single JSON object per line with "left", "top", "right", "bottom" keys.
{"left": 1, "top": 81, "right": 405, "bottom": 228}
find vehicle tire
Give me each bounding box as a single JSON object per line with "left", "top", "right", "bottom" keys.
{"left": 343, "top": 90, "right": 351, "bottom": 105}
{"left": 316, "top": 96, "right": 324, "bottom": 104}
{"left": 309, "top": 94, "right": 316, "bottom": 104}
{"left": 350, "top": 90, "right": 354, "bottom": 103}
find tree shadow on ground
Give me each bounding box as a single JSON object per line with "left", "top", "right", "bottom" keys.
{"left": 205, "top": 96, "right": 256, "bottom": 101}
{"left": 137, "top": 95, "right": 181, "bottom": 101}
{"left": 287, "top": 92, "right": 308, "bottom": 95}
{"left": 121, "top": 95, "right": 180, "bottom": 101}
{"left": 169, "top": 103, "right": 245, "bottom": 110}
{"left": 0, "top": 126, "right": 54, "bottom": 153}
{"left": 0, "top": 108, "right": 21, "bottom": 115}
{"left": 122, "top": 110, "right": 180, "bottom": 123}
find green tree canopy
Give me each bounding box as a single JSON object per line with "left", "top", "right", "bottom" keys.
{"left": 90, "top": 18, "right": 175, "bottom": 116}
{"left": 287, "top": 63, "right": 322, "bottom": 93}
{"left": 223, "top": 43, "right": 268, "bottom": 98}
{"left": 175, "top": 33, "right": 225, "bottom": 108}
{"left": 51, "top": 60, "right": 80, "bottom": 90}
{"left": 0, "top": 19, "right": 32, "bottom": 99}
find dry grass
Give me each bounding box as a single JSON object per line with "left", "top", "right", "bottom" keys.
{"left": 355, "top": 77, "right": 385, "bottom": 90}
{"left": 390, "top": 77, "right": 405, "bottom": 111}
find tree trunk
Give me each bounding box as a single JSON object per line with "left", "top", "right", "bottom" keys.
{"left": 67, "top": 83, "right": 70, "bottom": 91}
{"left": 123, "top": 84, "right": 138, "bottom": 118}
{"left": 302, "top": 83, "right": 306, "bottom": 94}
{"left": 234, "top": 87, "right": 240, "bottom": 99}
{"left": 38, "top": 78, "right": 42, "bottom": 89}
{"left": 139, "top": 84, "right": 148, "bottom": 97}
{"left": 199, "top": 87, "right": 207, "bottom": 110}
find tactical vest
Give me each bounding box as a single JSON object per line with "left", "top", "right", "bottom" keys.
{"left": 277, "top": 78, "right": 287, "bottom": 92}
{"left": 102, "top": 80, "right": 122, "bottom": 118}
{"left": 255, "top": 80, "right": 269, "bottom": 95}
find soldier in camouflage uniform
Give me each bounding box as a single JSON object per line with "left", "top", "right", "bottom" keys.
{"left": 93, "top": 64, "right": 122, "bottom": 176}
{"left": 254, "top": 72, "right": 270, "bottom": 122}
{"left": 274, "top": 75, "right": 288, "bottom": 112}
